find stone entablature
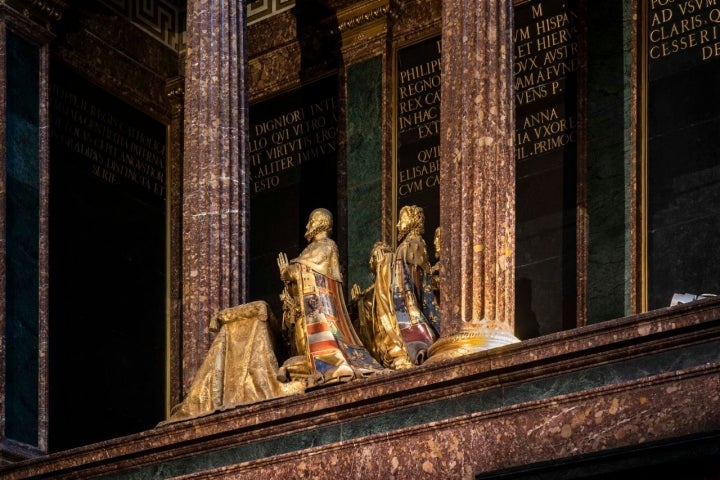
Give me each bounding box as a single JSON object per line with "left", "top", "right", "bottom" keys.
{"left": 2, "top": 298, "right": 719, "bottom": 479}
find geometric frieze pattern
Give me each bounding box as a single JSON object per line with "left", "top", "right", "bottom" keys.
{"left": 98, "top": 0, "right": 297, "bottom": 49}
{"left": 247, "top": 0, "right": 295, "bottom": 25}
{"left": 100, "top": 0, "right": 186, "bottom": 51}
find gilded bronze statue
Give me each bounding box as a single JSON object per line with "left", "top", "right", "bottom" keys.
{"left": 351, "top": 205, "right": 441, "bottom": 367}
{"left": 391, "top": 205, "right": 441, "bottom": 363}
{"left": 164, "top": 208, "right": 384, "bottom": 423}
{"left": 163, "top": 301, "right": 304, "bottom": 423}
{"left": 277, "top": 208, "right": 383, "bottom": 388}
{"left": 430, "top": 226, "right": 441, "bottom": 295}
{"left": 351, "top": 241, "right": 414, "bottom": 370}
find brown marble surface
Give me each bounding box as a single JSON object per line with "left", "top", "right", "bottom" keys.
{"left": 51, "top": 2, "right": 180, "bottom": 123}
{"left": 438, "top": 0, "right": 516, "bottom": 342}
{"left": 190, "top": 365, "right": 720, "bottom": 479}
{"left": 1, "top": 298, "right": 718, "bottom": 479}
{"left": 181, "top": 0, "right": 249, "bottom": 391}
{"left": 0, "top": 6, "right": 52, "bottom": 461}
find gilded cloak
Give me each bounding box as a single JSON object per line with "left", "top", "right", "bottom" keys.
{"left": 392, "top": 234, "right": 441, "bottom": 363}
{"left": 283, "top": 237, "right": 383, "bottom": 386}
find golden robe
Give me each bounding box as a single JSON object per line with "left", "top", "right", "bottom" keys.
{"left": 355, "top": 250, "right": 413, "bottom": 369}
{"left": 392, "top": 234, "right": 440, "bottom": 363}
{"left": 163, "top": 301, "right": 303, "bottom": 423}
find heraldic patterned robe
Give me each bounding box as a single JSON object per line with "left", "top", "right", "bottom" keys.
{"left": 392, "top": 234, "right": 441, "bottom": 364}
{"left": 283, "top": 237, "right": 383, "bottom": 387}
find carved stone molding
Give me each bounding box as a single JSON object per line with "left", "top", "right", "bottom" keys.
{"left": 2, "top": 299, "right": 720, "bottom": 478}
{"left": 165, "top": 75, "right": 185, "bottom": 116}
{"left": 98, "top": 0, "right": 186, "bottom": 50}
{"left": 5, "top": 0, "right": 66, "bottom": 23}
{"left": 337, "top": 0, "right": 390, "bottom": 45}
{"left": 2, "top": 0, "right": 66, "bottom": 40}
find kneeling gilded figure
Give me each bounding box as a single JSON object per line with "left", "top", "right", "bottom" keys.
{"left": 278, "top": 208, "right": 383, "bottom": 388}
{"left": 352, "top": 206, "right": 441, "bottom": 367}
{"left": 351, "top": 241, "right": 414, "bottom": 370}
{"left": 392, "top": 205, "right": 441, "bottom": 363}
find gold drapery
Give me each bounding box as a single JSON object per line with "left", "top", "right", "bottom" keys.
{"left": 164, "top": 301, "right": 303, "bottom": 423}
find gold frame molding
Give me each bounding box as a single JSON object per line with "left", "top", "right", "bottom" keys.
{"left": 636, "top": 0, "right": 649, "bottom": 313}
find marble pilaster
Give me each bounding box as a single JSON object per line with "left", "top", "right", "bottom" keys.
{"left": 182, "top": 0, "right": 250, "bottom": 392}
{"left": 0, "top": 1, "right": 60, "bottom": 458}
{"left": 165, "top": 74, "right": 186, "bottom": 407}
{"left": 429, "top": 0, "right": 519, "bottom": 361}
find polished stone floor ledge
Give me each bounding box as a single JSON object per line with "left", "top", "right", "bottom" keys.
{"left": 2, "top": 298, "right": 720, "bottom": 479}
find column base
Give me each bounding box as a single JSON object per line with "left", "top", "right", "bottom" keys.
{"left": 426, "top": 328, "right": 520, "bottom": 363}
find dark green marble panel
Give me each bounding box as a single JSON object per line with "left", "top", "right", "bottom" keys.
{"left": 5, "top": 30, "right": 40, "bottom": 446}
{"left": 346, "top": 57, "right": 383, "bottom": 291}
{"left": 586, "top": 0, "right": 632, "bottom": 323}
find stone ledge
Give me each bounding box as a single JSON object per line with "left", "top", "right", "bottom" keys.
{"left": 174, "top": 363, "right": 720, "bottom": 479}
{"left": 2, "top": 297, "right": 719, "bottom": 479}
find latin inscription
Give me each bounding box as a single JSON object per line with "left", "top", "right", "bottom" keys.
{"left": 398, "top": 51, "right": 441, "bottom": 140}
{"left": 396, "top": 37, "right": 442, "bottom": 200}
{"left": 248, "top": 76, "right": 340, "bottom": 309}
{"left": 514, "top": 0, "right": 579, "bottom": 333}
{"left": 514, "top": 0, "right": 578, "bottom": 161}
{"left": 50, "top": 83, "right": 167, "bottom": 199}
{"left": 645, "top": 0, "right": 720, "bottom": 307}
{"left": 649, "top": 0, "right": 720, "bottom": 62}
{"left": 249, "top": 95, "right": 338, "bottom": 194}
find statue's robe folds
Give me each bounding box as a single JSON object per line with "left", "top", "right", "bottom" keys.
{"left": 283, "top": 237, "right": 383, "bottom": 387}
{"left": 164, "top": 301, "right": 303, "bottom": 423}
{"left": 392, "top": 235, "right": 441, "bottom": 364}
{"left": 355, "top": 251, "right": 413, "bottom": 370}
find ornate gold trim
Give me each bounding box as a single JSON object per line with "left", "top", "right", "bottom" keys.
{"left": 337, "top": 0, "right": 389, "bottom": 45}
{"left": 28, "top": 0, "right": 64, "bottom": 21}
{"left": 426, "top": 329, "right": 520, "bottom": 363}
{"left": 638, "top": 0, "right": 649, "bottom": 313}
{"left": 338, "top": 3, "right": 389, "bottom": 33}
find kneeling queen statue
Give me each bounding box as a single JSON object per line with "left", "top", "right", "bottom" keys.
{"left": 277, "top": 208, "right": 383, "bottom": 388}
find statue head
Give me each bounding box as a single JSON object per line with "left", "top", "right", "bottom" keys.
{"left": 305, "top": 208, "right": 333, "bottom": 242}
{"left": 397, "top": 205, "right": 424, "bottom": 241}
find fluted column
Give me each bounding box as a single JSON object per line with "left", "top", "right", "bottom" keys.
{"left": 428, "top": 0, "right": 519, "bottom": 362}
{"left": 182, "top": 0, "right": 249, "bottom": 392}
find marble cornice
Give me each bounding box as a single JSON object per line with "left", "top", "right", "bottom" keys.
{"left": 2, "top": 298, "right": 719, "bottom": 478}
{"left": 97, "top": 0, "right": 185, "bottom": 51}
{"left": 247, "top": 0, "right": 296, "bottom": 26}
{"left": 337, "top": 0, "right": 389, "bottom": 45}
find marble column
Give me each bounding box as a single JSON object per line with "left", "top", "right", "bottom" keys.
{"left": 182, "top": 0, "right": 250, "bottom": 392}
{"left": 428, "top": 0, "right": 520, "bottom": 362}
